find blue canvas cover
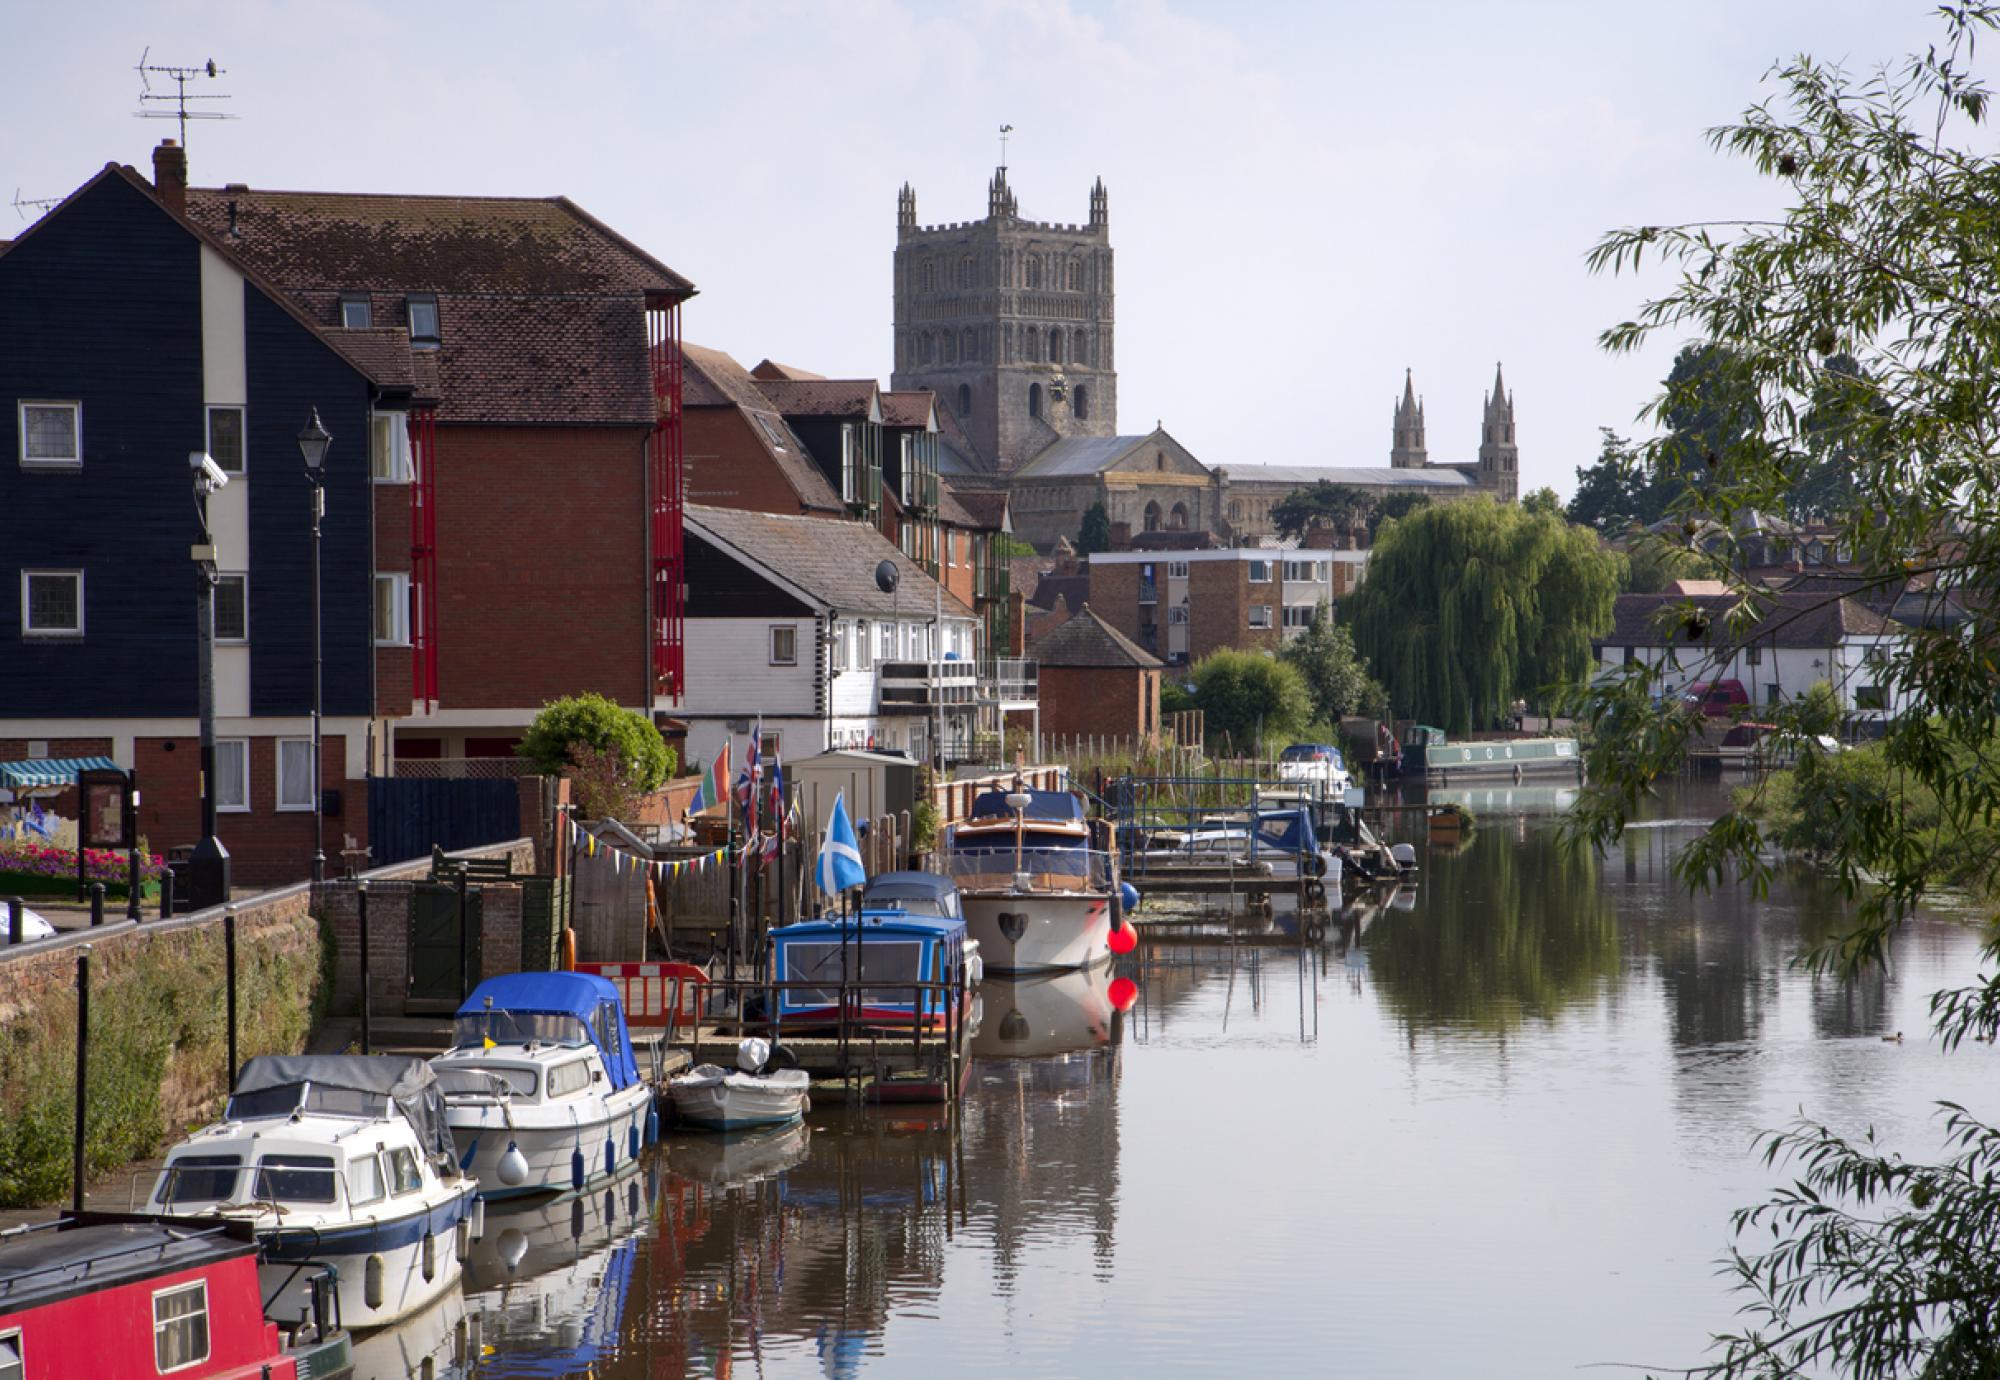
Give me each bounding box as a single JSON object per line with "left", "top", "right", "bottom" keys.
{"left": 1253, "top": 809, "right": 1318, "bottom": 856}
{"left": 457, "top": 973, "right": 641, "bottom": 1091}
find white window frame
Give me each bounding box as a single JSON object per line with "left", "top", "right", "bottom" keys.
{"left": 1167, "top": 560, "right": 1189, "bottom": 579}
{"left": 152, "top": 1279, "right": 210, "bottom": 1374}
{"left": 206, "top": 404, "right": 246, "bottom": 476}
{"left": 374, "top": 572, "right": 410, "bottom": 646}
{"left": 214, "top": 573, "right": 249, "bottom": 645}
{"left": 770, "top": 624, "right": 798, "bottom": 666}
{"left": 855, "top": 620, "right": 873, "bottom": 669}
{"left": 1249, "top": 605, "right": 1273, "bottom": 629}
{"left": 21, "top": 569, "right": 83, "bottom": 637}
{"left": 214, "top": 738, "right": 250, "bottom": 813}
{"left": 0, "top": 1329, "right": 21, "bottom": 1380}
{"left": 18, "top": 400, "right": 81, "bottom": 469}
{"left": 276, "top": 738, "right": 316, "bottom": 813}
{"left": 1282, "top": 605, "right": 1315, "bottom": 629}
{"left": 831, "top": 621, "right": 849, "bottom": 672}
{"left": 407, "top": 294, "right": 441, "bottom": 347}
{"left": 1247, "top": 559, "right": 1272, "bottom": 584}
{"left": 371, "top": 412, "right": 413, "bottom": 483}
{"left": 340, "top": 293, "right": 372, "bottom": 329}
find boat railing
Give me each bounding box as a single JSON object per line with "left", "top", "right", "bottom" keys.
{"left": 941, "top": 845, "right": 1113, "bottom": 890}
{"left": 0, "top": 1216, "right": 235, "bottom": 1301}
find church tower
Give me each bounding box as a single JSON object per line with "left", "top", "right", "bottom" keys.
{"left": 1477, "top": 362, "right": 1520, "bottom": 502}
{"left": 1390, "top": 369, "right": 1427, "bottom": 468}
{"left": 890, "top": 168, "right": 1117, "bottom": 472}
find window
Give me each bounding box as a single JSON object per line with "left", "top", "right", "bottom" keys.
{"left": 878, "top": 622, "right": 895, "bottom": 660}
{"left": 1767, "top": 682, "right": 1782, "bottom": 707}
{"left": 22, "top": 570, "right": 82, "bottom": 637}
{"left": 1073, "top": 384, "right": 1089, "bottom": 421}
{"left": 373, "top": 573, "right": 409, "bottom": 645}
{"left": 1856, "top": 685, "right": 1888, "bottom": 710}
{"left": 153, "top": 1281, "right": 209, "bottom": 1373}
{"left": 154, "top": 1154, "right": 240, "bottom": 1207}
{"left": 19, "top": 401, "right": 80, "bottom": 468}
{"left": 760, "top": 729, "right": 781, "bottom": 760}
{"left": 1049, "top": 331, "right": 1064, "bottom": 366}
{"left": 214, "top": 738, "right": 249, "bottom": 812}
{"left": 1249, "top": 605, "right": 1273, "bottom": 629}
{"left": 277, "top": 738, "right": 315, "bottom": 812}
{"left": 1744, "top": 645, "right": 1762, "bottom": 667}
{"left": 1247, "top": 560, "right": 1272, "bottom": 583}
{"left": 0, "top": 1330, "right": 20, "bottom": 1380}
{"left": 387, "top": 1147, "right": 423, "bottom": 1195}
{"left": 831, "top": 621, "right": 849, "bottom": 671}
{"left": 215, "top": 574, "right": 248, "bottom": 643}
{"left": 1622, "top": 646, "right": 1637, "bottom": 665}
{"left": 347, "top": 1152, "right": 385, "bottom": 1206}
{"left": 855, "top": 621, "right": 872, "bottom": 669}
{"left": 1028, "top": 382, "right": 1043, "bottom": 418}
{"left": 770, "top": 625, "right": 798, "bottom": 666}
{"left": 407, "top": 294, "right": 440, "bottom": 347}
{"left": 1167, "top": 561, "right": 1189, "bottom": 579}
{"left": 1143, "top": 501, "right": 1162, "bottom": 532}
{"left": 206, "top": 405, "right": 245, "bottom": 474}
{"left": 370, "top": 413, "right": 413, "bottom": 481}
{"left": 1283, "top": 606, "right": 1316, "bottom": 628}
{"left": 340, "top": 292, "right": 372, "bottom": 329}
{"left": 547, "top": 1061, "right": 590, "bottom": 1097}
{"left": 1169, "top": 502, "right": 1188, "bottom": 530}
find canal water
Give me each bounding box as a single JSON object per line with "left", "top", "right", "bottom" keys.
{"left": 376, "top": 780, "right": 1999, "bottom": 1378}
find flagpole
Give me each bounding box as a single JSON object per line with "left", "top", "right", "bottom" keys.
{"left": 726, "top": 735, "right": 737, "bottom": 986}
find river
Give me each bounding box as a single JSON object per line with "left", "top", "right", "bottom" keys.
{"left": 370, "top": 780, "right": 2000, "bottom": 1378}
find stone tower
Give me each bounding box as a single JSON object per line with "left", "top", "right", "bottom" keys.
{"left": 1477, "top": 362, "right": 1520, "bottom": 502}
{"left": 890, "top": 168, "right": 1116, "bottom": 472}
{"left": 1390, "top": 369, "right": 1427, "bottom": 467}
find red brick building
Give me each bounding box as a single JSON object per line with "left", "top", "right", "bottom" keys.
{"left": 1028, "top": 606, "right": 1163, "bottom": 743}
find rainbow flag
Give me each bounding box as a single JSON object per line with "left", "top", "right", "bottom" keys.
{"left": 689, "top": 740, "right": 730, "bottom": 815}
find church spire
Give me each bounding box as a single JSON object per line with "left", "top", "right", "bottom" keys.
{"left": 988, "top": 165, "right": 1017, "bottom": 219}
{"left": 1486, "top": 360, "right": 1509, "bottom": 413}
{"left": 1089, "top": 175, "right": 1108, "bottom": 231}
{"left": 1391, "top": 368, "right": 1428, "bottom": 468}
{"left": 1478, "top": 360, "right": 1520, "bottom": 503}
{"left": 897, "top": 182, "right": 916, "bottom": 236}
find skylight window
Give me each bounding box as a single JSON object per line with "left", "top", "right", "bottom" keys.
{"left": 407, "top": 294, "right": 440, "bottom": 348}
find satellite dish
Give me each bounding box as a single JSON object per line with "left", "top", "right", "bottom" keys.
{"left": 875, "top": 560, "right": 900, "bottom": 594}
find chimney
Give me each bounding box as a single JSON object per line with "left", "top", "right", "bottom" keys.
{"left": 152, "top": 139, "right": 187, "bottom": 216}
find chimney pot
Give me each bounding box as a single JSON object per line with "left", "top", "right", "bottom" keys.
{"left": 152, "top": 139, "right": 188, "bottom": 216}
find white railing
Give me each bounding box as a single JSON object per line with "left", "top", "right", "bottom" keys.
{"left": 942, "top": 845, "right": 1112, "bottom": 890}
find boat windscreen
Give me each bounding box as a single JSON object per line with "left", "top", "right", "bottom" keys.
{"left": 157, "top": 1154, "right": 242, "bottom": 1206}
{"left": 253, "top": 1154, "right": 339, "bottom": 1204}
{"left": 781, "top": 939, "right": 924, "bottom": 1007}
{"left": 225, "top": 1081, "right": 390, "bottom": 1122}
{"left": 453, "top": 1010, "right": 591, "bottom": 1050}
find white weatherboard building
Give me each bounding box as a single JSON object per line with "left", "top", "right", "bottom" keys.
{"left": 1597, "top": 592, "right": 1915, "bottom": 724}
{"left": 679, "top": 505, "right": 992, "bottom": 771}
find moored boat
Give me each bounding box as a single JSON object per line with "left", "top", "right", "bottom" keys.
{"left": 146, "top": 1055, "right": 478, "bottom": 1333}
{"left": 944, "top": 788, "right": 1117, "bottom": 974}
{"left": 767, "top": 906, "right": 980, "bottom": 1030}
{"left": 0, "top": 1212, "right": 352, "bottom": 1379}
{"left": 430, "top": 972, "right": 655, "bottom": 1201}
{"left": 669, "top": 1040, "right": 811, "bottom": 1131}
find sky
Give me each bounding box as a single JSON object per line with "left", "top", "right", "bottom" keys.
{"left": 0, "top": 1, "right": 1954, "bottom": 500}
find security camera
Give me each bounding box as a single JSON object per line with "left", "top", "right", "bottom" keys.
{"left": 190, "top": 451, "right": 230, "bottom": 493}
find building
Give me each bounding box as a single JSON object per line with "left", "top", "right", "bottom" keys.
{"left": 681, "top": 504, "right": 1035, "bottom": 770}
{"left": 179, "top": 155, "right": 697, "bottom": 766}
{"left": 1086, "top": 547, "right": 1360, "bottom": 667}
{"left": 683, "top": 342, "right": 844, "bottom": 517}
{"left": 890, "top": 168, "right": 1115, "bottom": 473}
{"left": 1597, "top": 592, "right": 1912, "bottom": 724}
{"left": 1004, "top": 428, "right": 1224, "bottom": 552}
{"left": 0, "top": 148, "right": 427, "bottom": 881}
{"left": 1027, "top": 605, "right": 1164, "bottom": 745}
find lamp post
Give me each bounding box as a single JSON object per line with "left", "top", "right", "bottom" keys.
{"left": 298, "top": 409, "right": 332, "bottom": 887}
{"left": 188, "top": 452, "right": 232, "bottom": 911}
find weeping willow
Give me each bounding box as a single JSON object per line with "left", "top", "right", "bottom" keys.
{"left": 1345, "top": 497, "right": 1623, "bottom": 734}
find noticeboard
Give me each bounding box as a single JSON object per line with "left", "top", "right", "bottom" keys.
{"left": 78, "top": 768, "right": 133, "bottom": 850}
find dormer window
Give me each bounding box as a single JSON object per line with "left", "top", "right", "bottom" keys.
{"left": 407, "top": 294, "right": 441, "bottom": 348}
{"left": 340, "top": 293, "right": 372, "bottom": 329}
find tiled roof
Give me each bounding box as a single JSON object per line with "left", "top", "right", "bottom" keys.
{"left": 753, "top": 377, "right": 880, "bottom": 420}
{"left": 1011, "top": 435, "right": 1154, "bottom": 478}
{"left": 1030, "top": 573, "right": 1089, "bottom": 613}
{"left": 879, "top": 390, "right": 936, "bottom": 429}
{"left": 1603, "top": 592, "right": 1900, "bottom": 650}
{"left": 949, "top": 488, "right": 1009, "bottom": 531}
{"left": 1031, "top": 605, "right": 1163, "bottom": 668}
{"left": 681, "top": 343, "right": 844, "bottom": 513}
{"left": 751, "top": 360, "right": 826, "bottom": 381}
{"left": 1227, "top": 464, "right": 1478, "bottom": 489}
{"left": 936, "top": 484, "right": 978, "bottom": 526}
{"left": 686, "top": 503, "right": 975, "bottom": 620}
{"left": 183, "top": 185, "right": 693, "bottom": 426}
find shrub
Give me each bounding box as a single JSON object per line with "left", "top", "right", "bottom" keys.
{"left": 517, "top": 694, "right": 675, "bottom": 802}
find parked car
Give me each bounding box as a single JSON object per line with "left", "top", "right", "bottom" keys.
{"left": 0, "top": 904, "right": 57, "bottom": 943}
{"left": 1681, "top": 679, "right": 1750, "bottom": 717}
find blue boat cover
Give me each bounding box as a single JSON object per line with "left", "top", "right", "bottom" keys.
{"left": 458, "top": 973, "right": 640, "bottom": 1091}
{"left": 968, "top": 789, "right": 1082, "bottom": 823}
{"left": 1253, "top": 809, "right": 1319, "bottom": 856}
{"left": 772, "top": 908, "right": 966, "bottom": 942}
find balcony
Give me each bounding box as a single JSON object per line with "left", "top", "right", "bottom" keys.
{"left": 879, "top": 658, "right": 1039, "bottom": 712}
{"left": 1138, "top": 580, "right": 1159, "bottom": 605}
{"left": 981, "top": 657, "right": 1038, "bottom": 708}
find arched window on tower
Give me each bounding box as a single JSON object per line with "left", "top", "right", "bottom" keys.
{"left": 921, "top": 333, "right": 934, "bottom": 364}
{"left": 962, "top": 328, "right": 976, "bottom": 360}
{"left": 1028, "top": 383, "right": 1043, "bottom": 418}
{"left": 1073, "top": 384, "right": 1089, "bottom": 420}
{"left": 942, "top": 333, "right": 956, "bottom": 363}
{"left": 1169, "top": 502, "right": 1188, "bottom": 530}
{"left": 1073, "top": 329, "right": 1087, "bottom": 365}
{"left": 922, "top": 259, "right": 936, "bottom": 292}
{"left": 1026, "top": 257, "right": 1041, "bottom": 288}
{"left": 1025, "top": 327, "right": 1040, "bottom": 362}
{"left": 1048, "top": 331, "right": 1064, "bottom": 366}
{"left": 958, "top": 383, "right": 972, "bottom": 417}
{"left": 1229, "top": 500, "right": 1243, "bottom": 522}
{"left": 960, "top": 256, "right": 974, "bottom": 288}
{"left": 1143, "top": 501, "right": 1162, "bottom": 532}
{"left": 1068, "top": 258, "right": 1082, "bottom": 290}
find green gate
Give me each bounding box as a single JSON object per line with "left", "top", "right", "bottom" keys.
{"left": 408, "top": 882, "right": 482, "bottom": 1013}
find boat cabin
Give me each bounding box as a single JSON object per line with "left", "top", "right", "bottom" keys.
{"left": 947, "top": 790, "right": 1106, "bottom": 893}
{"left": 432, "top": 972, "right": 642, "bottom": 1104}
{"left": 860, "top": 871, "right": 963, "bottom": 921}
{"left": 768, "top": 910, "right": 973, "bottom": 1027}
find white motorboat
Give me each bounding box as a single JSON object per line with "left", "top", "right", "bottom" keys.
{"left": 669, "top": 1039, "right": 811, "bottom": 1131}
{"left": 431, "top": 972, "right": 656, "bottom": 1200}
{"left": 945, "top": 788, "right": 1117, "bottom": 974}
{"left": 147, "top": 1054, "right": 479, "bottom": 1332}
{"left": 1277, "top": 741, "right": 1356, "bottom": 794}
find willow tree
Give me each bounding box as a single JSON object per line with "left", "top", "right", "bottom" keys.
{"left": 1344, "top": 497, "right": 1622, "bottom": 733}
{"left": 1572, "top": 8, "right": 2000, "bottom": 1374}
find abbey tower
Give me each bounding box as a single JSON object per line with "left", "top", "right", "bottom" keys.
{"left": 890, "top": 168, "right": 1116, "bottom": 472}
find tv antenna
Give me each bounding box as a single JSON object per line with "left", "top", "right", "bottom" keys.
{"left": 12, "top": 189, "right": 61, "bottom": 221}
{"left": 134, "top": 47, "right": 234, "bottom": 147}
{"left": 998, "top": 123, "right": 1014, "bottom": 171}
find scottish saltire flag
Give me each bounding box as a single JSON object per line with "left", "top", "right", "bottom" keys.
{"left": 816, "top": 791, "right": 866, "bottom": 894}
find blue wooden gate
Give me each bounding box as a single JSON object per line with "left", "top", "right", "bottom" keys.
{"left": 367, "top": 777, "right": 521, "bottom": 866}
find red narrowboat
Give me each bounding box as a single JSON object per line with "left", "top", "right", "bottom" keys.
{"left": 0, "top": 1213, "right": 352, "bottom": 1380}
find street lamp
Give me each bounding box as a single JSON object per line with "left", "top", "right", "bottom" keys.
{"left": 298, "top": 409, "right": 331, "bottom": 886}
{"left": 188, "top": 452, "right": 232, "bottom": 911}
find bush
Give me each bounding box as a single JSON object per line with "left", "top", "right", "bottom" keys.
{"left": 518, "top": 694, "right": 675, "bottom": 805}
{"left": 1188, "top": 649, "right": 1313, "bottom": 750}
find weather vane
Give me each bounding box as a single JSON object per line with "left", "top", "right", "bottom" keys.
{"left": 134, "top": 47, "right": 235, "bottom": 147}
{"left": 999, "top": 123, "right": 1014, "bottom": 170}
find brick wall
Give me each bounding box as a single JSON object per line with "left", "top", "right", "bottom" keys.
{"left": 685, "top": 408, "right": 812, "bottom": 514}
{"left": 130, "top": 733, "right": 365, "bottom": 888}
{"left": 1086, "top": 562, "right": 1143, "bottom": 645}
{"left": 1037, "top": 664, "right": 1156, "bottom": 742}
{"left": 437, "top": 424, "right": 650, "bottom": 710}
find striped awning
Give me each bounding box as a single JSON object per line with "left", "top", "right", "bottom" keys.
{"left": 0, "top": 757, "right": 122, "bottom": 790}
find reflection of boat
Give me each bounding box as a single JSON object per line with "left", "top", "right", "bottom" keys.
{"left": 432, "top": 972, "right": 654, "bottom": 1200}
{"left": 670, "top": 1040, "right": 812, "bottom": 1131}
{"left": 461, "top": 1162, "right": 649, "bottom": 1376}
{"left": 945, "top": 788, "right": 1115, "bottom": 973}
{"left": 348, "top": 1281, "right": 468, "bottom": 1379}
{"left": 1430, "top": 785, "right": 1579, "bottom": 813}
{"left": 668, "top": 1120, "right": 812, "bottom": 1187}
{"left": 971, "top": 967, "right": 1115, "bottom": 1059}
{"left": 148, "top": 1054, "right": 477, "bottom": 1332}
